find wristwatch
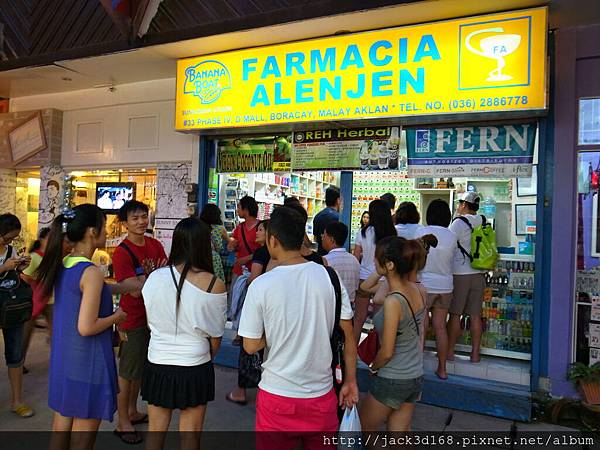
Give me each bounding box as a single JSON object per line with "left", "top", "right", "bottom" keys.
{"left": 368, "top": 363, "right": 378, "bottom": 374}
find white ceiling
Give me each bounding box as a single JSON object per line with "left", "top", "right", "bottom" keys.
{"left": 1, "top": 0, "right": 594, "bottom": 100}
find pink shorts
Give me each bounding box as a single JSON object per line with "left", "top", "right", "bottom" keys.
{"left": 256, "top": 388, "right": 339, "bottom": 450}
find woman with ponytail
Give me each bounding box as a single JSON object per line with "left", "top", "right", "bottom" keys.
{"left": 359, "top": 235, "right": 436, "bottom": 433}
{"left": 36, "top": 204, "right": 127, "bottom": 446}
{"left": 140, "top": 217, "right": 226, "bottom": 447}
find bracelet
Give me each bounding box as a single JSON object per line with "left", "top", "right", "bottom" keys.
{"left": 368, "top": 363, "right": 378, "bottom": 374}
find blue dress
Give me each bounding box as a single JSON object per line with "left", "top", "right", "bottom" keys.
{"left": 48, "top": 257, "right": 118, "bottom": 421}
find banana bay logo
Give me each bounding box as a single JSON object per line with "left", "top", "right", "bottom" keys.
{"left": 183, "top": 60, "right": 232, "bottom": 104}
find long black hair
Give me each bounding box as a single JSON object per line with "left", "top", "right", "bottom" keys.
{"left": 199, "top": 203, "right": 223, "bottom": 226}
{"left": 29, "top": 227, "right": 51, "bottom": 253}
{"left": 168, "top": 217, "right": 214, "bottom": 317}
{"left": 363, "top": 199, "right": 396, "bottom": 243}
{"left": 37, "top": 204, "right": 105, "bottom": 298}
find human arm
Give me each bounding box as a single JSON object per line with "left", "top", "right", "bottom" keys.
{"left": 360, "top": 272, "right": 383, "bottom": 294}
{"left": 78, "top": 265, "right": 127, "bottom": 336}
{"left": 370, "top": 297, "right": 401, "bottom": 371}
{"left": 243, "top": 334, "right": 266, "bottom": 354}
{"left": 227, "top": 226, "right": 240, "bottom": 251}
{"left": 372, "top": 279, "right": 390, "bottom": 305}
{"left": 353, "top": 243, "right": 362, "bottom": 262}
{"left": 209, "top": 337, "right": 222, "bottom": 358}
{"left": 339, "top": 318, "right": 359, "bottom": 408}
{"left": 247, "top": 262, "right": 265, "bottom": 284}
{"left": 220, "top": 226, "right": 229, "bottom": 242}
{"left": 236, "top": 254, "right": 253, "bottom": 266}
{"left": 109, "top": 276, "right": 145, "bottom": 295}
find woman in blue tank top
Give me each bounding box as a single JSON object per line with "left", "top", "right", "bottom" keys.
{"left": 36, "top": 204, "right": 130, "bottom": 447}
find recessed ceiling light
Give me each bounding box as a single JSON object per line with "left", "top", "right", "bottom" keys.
{"left": 61, "top": 77, "right": 72, "bottom": 82}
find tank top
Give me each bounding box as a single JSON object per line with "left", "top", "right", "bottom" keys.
{"left": 373, "top": 292, "right": 424, "bottom": 379}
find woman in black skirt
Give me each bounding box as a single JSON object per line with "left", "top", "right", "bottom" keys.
{"left": 141, "top": 218, "right": 227, "bottom": 448}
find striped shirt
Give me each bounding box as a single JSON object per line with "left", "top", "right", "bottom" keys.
{"left": 324, "top": 248, "right": 360, "bottom": 302}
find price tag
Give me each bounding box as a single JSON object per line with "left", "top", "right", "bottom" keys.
{"left": 590, "top": 347, "right": 600, "bottom": 366}
{"left": 590, "top": 323, "right": 600, "bottom": 349}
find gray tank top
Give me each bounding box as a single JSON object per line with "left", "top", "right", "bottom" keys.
{"left": 373, "top": 292, "right": 424, "bottom": 379}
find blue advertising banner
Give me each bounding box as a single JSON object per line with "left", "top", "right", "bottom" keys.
{"left": 406, "top": 123, "right": 536, "bottom": 178}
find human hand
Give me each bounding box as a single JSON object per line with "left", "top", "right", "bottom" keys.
{"left": 118, "top": 329, "right": 128, "bottom": 342}
{"left": 338, "top": 381, "right": 359, "bottom": 409}
{"left": 113, "top": 307, "right": 127, "bottom": 325}
{"left": 17, "top": 255, "right": 31, "bottom": 271}
{"left": 1, "top": 258, "right": 21, "bottom": 272}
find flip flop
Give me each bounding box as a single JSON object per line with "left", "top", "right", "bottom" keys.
{"left": 130, "top": 414, "right": 148, "bottom": 425}
{"left": 11, "top": 404, "right": 34, "bottom": 418}
{"left": 435, "top": 371, "right": 448, "bottom": 380}
{"left": 225, "top": 393, "right": 247, "bottom": 406}
{"left": 113, "top": 430, "right": 143, "bottom": 445}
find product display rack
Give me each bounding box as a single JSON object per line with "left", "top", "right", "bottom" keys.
{"left": 351, "top": 171, "right": 420, "bottom": 244}
{"left": 426, "top": 254, "right": 535, "bottom": 360}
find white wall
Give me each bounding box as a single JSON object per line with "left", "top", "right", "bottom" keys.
{"left": 9, "top": 79, "right": 198, "bottom": 170}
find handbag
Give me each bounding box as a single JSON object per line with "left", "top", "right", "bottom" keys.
{"left": 239, "top": 348, "right": 262, "bottom": 388}
{"left": 357, "top": 328, "right": 379, "bottom": 365}
{"left": 325, "top": 266, "right": 345, "bottom": 385}
{"left": 0, "top": 246, "right": 33, "bottom": 328}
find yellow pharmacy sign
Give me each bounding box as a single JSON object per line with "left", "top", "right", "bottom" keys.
{"left": 175, "top": 7, "right": 547, "bottom": 130}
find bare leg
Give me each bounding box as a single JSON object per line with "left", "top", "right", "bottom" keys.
{"left": 353, "top": 296, "right": 370, "bottom": 343}
{"left": 387, "top": 403, "right": 416, "bottom": 432}
{"left": 179, "top": 405, "right": 208, "bottom": 450}
{"left": 50, "top": 412, "right": 72, "bottom": 450}
{"left": 116, "top": 377, "right": 137, "bottom": 439}
{"left": 71, "top": 417, "right": 101, "bottom": 450}
{"left": 359, "top": 394, "right": 392, "bottom": 434}
{"left": 128, "top": 379, "right": 145, "bottom": 421}
{"left": 469, "top": 314, "right": 482, "bottom": 363}
{"left": 421, "top": 308, "right": 430, "bottom": 351}
{"left": 146, "top": 404, "right": 172, "bottom": 450}
{"left": 22, "top": 318, "right": 36, "bottom": 364}
{"left": 446, "top": 314, "right": 462, "bottom": 361}
{"left": 8, "top": 366, "right": 23, "bottom": 406}
{"left": 432, "top": 308, "right": 449, "bottom": 378}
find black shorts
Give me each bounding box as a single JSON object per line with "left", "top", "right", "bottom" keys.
{"left": 141, "top": 360, "right": 215, "bottom": 410}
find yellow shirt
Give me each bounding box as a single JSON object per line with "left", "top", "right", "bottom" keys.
{"left": 23, "top": 252, "right": 55, "bottom": 305}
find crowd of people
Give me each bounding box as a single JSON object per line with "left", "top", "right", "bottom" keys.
{"left": 0, "top": 185, "right": 487, "bottom": 449}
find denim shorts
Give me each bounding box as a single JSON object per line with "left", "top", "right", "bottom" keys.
{"left": 370, "top": 375, "right": 424, "bottom": 409}
{"left": 2, "top": 323, "right": 25, "bottom": 368}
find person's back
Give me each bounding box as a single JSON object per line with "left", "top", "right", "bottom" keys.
{"left": 322, "top": 221, "right": 360, "bottom": 303}
{"left": 418, "top": 225, "right": 456, "bottom": 293}
{"left": 449, "top": 213, "right": 483, "bottom": 275}
{"left": 143, "top": 267, "right": 227, "bottom": 366}
{"left": 373, "top": 290, "right": 424, "bottom": 379}
{"left": 313, "top": 187, "right": 341, "bottom": 255}
{"left": 241, "top": 261, "right": 350, "bottom": 396}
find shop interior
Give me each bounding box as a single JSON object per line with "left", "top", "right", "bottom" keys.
{"left": 213, "top": 127, "right": 538, "bottom": 386}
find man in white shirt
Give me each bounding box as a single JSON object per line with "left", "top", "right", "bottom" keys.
{"left": 447, "top": 192, "right": 486, "bottom": 363}
{"left": 239, "top": 207, "right": 358, "bottom": 445}
{"left": 322, "top": 221, "right": 360, "bottom": 304}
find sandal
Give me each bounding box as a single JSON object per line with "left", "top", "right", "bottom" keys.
{"left": 12, "top": 404, "right": 35, "bottom": 418}
{"left": 225, "top": 393, "right": 247, "bottom": 406}
{"left": 113, "top": 430, "right": 143, "bottom": 445}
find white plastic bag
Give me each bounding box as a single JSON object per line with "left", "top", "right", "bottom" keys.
{"left": 338, "top": 406, "right": 363, "bottom": 450}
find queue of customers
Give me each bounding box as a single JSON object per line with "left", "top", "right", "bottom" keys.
{"left": 0, "top": 185, "right": 486, "bottom": 448}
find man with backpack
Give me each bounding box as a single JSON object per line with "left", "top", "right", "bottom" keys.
{"left": 447, "top": 192, "right": 491, "bottom": 364}
{"left": 113, "top": 201, "right": 167, "bottom": 444}
{"left": 239, "top": 207, "right": 358, "bottom": 448}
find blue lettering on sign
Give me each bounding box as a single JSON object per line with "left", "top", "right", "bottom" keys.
{"left": 262, "top": 56, "right": 282, "bottom": 78}
{"left": 340, "top": 45, "right": 365, "bottom": 70}
{"left": 372, "top": 71, "right": 393, "bottom": 96}
{"left": 369, "top": 40, "right": 392, "bottom": 66}
{"left": 183, "top": 60, "right": 232, "bottom": 104}
{"left": 414, "top": 35, "right": 441, "bottom": 62}
{"left": 310, "top": 48, "right": 336, "bottom": 73}
{"left": 319, "top": 76, "right": 342, "bottom": 101}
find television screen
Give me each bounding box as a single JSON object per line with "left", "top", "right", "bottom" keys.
{"left": 96, "top": 182, "right": 136, "bottom": 213}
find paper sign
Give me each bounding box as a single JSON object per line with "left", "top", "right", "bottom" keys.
{"left": 589, "top": 323, "right": 600, "bottom": 349}
{"left": 590, "top": 347, "right": 600, "bottom": 366}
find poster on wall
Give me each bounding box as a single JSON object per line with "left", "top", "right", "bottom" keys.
{"left": 38, "top": 165, "right": 64, "bottom": 229}
{"left": 406, "top": 123, "right": 536, "bottom": 178}
{"left": 217, "top": 136, "right": 291, "bottom": 173}
{"left": 292, "top": 126, "right": 402, "bottom": 171}
{"left": 155, "top": 163, "right": 190, "bottom": 250}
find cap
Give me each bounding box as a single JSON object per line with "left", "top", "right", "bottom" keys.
{"left": 458, "top": 191, "right": 481, "bottom": 205}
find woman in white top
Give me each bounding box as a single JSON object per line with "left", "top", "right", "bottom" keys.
{"left": 417, "top": 200, "right": 457, "bottom": 380}
{"left": 141, "top": 217, "right": 227, "bottom": 443}
{"left": 394, "top": 202, "right": 424, "bottom": 239}
{"left": 353, "top": 199, "right": 397, "bottom": 343}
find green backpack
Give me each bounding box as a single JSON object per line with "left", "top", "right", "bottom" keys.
{"left": 453, "top": 215, "right": 499, "bottom": 270}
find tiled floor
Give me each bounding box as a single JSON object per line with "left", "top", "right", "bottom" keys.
{"left": 423, "top": 350, "right": 531, "bottom": 385}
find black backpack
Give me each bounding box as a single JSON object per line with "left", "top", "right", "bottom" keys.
{"left": 0, "top": 246, "right": 33, "bottom": 328}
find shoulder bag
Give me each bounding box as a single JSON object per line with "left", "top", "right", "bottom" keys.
{"left": 0, "top": 246, "right": 33, "bottom": 328}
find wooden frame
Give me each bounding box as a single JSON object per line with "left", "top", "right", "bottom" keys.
{"left": 8, "top": 112, "right": 47, "bottom": 165}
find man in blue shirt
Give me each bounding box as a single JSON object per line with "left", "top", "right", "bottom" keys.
{"left": 313, "top": 186, "right": 342, "bottom": 255}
